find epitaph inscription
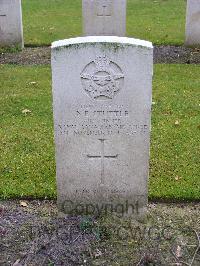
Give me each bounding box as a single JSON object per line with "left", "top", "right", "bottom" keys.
{"left": 80, "top": 55, "right": 124, "bottom": 100}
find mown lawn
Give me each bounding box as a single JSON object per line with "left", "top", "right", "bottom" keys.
{"left": 150, "top": 64, "right": 200, "bottom": 200}
{"left": 22, "top": 0, "right": 186, "bottom": 46}
{"left": 0, "top": 64, "right": 199, "bottom": 200}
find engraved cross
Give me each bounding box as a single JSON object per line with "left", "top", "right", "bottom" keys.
{"left": 87, "top": 139, "right": 118, "bottom": 185}
{"left": 97, "top": 0, "right": 112, "bottom": 17}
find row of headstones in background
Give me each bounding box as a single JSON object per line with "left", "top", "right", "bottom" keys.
{"left": 83, "top": 0, "right": 200, "bottom": 47}
{"left": 0, "top": 0, "right": 126, "bottom": 49}
{"left": 0, "top": 0, "right": 23, "bottom": 48}
{"left": 0, "top": 0, "right": 200, "bottom": 49}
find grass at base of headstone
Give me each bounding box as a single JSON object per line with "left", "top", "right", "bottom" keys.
{"left": 0, "top": 64, "right": 199, "bottom": 200}
{"left": 0, "top": 46, "right": 23, "bottom": 55}
{"left": 0, "top": 65, "right": 56, "bottom": 198}
{"left": 150, "top": 64, "right": 200, "bottom": 201}
{"left": 22, "top": 0, "right": 186, "bottom": 46}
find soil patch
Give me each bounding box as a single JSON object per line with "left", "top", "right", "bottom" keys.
{"left": 0, "top": 46, "right": 200, "bottom": 65}
{"left": 0, "top": 47, "right": 50, "bottom": 66}
{"left": 0, "top": 200, "right": 199, "bottom": 266}
{"left": 154, "top": 45, "right": 200, "bottom": 64}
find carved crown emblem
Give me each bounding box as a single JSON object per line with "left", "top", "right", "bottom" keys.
{"left": 80, "top": 55, "right": 124, "bottom": 100}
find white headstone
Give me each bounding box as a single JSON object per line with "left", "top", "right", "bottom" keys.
{"left": 51, "top": 36, "right": 153, "bottom": 218}
{"left": 82, "top": 0, "right": 126, "bottom": 36}
{"left": 0, "top": 0, "right": 24, "bottom": 48}
{"left": 185, "top": 0, "right": 200, "bottom": 46}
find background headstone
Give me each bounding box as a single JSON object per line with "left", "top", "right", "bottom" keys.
{"left": 0, "top": 0, "right": 24, "bottom": 48}
{"left": 82, "top": 0, "right": 126, "bottom": 36}
{"left": 185, "top": 0, "right": 200, "bottom": 47}
{"left": 51, "top": 36, "right": 153, "bottom": 218}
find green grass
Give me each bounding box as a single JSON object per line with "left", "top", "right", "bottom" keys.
{"left": 0, "top": 66, "right": 55, "bottom": 198}
{"left": 23, "top": 0, "right": 82, "bottom": 46}
{"left": 0, "top": 64, "right": 199, "bottom": 200}
{"left": 127, "top": 0, "right": 186, "bottom": 45}
{"left": 150, "top": 64, "right": 200, "bottom": 200}
{"left": 22, "top": 0, "right": 186, "bottom": 46}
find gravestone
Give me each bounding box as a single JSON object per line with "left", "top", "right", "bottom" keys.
{"left": 0, "top": 0, "right": 24, "bottom": 48}
{"left": 51, "top": 36, "right": 153, "bottom": 218}
{"left": 82, "top": 0, "right": 126, "bottom": 36}
{"left": 185, "top": 0, "right": 200, "bottom": 46}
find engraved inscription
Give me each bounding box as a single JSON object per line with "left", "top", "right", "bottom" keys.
{"left": 58, "top": 123, "right": 148, "bottom": 137}
{"left": 97, "top": 0, "right": 112, "bottom": 17}
{"left": 87, "top": 139, "right": 118, "bottom": 185}
{"left": 80, "top": 55, "right": 124, "bottom": 100}
{"left": 56, "top": 104, "right": 149, "bottom": 137}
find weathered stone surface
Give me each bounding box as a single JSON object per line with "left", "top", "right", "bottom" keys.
{"left": 0, "top": 0, "right": 23, "bottom": 48}
{"left": 51, "top": 36, "right": 153, "bottom": 218}
{"left": 82, "top": 0, "right": 126, "bottom": 36}
{"left": 185, "top": 0, "right": 200, "bottom": 47}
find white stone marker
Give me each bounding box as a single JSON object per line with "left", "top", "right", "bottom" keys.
{"left": 0, "top": 0, "right": 24, "bottom": 48}
{"left": 185, "top": 0, "right": 200, "bottom": 46}
{"left": 52, "top": 36, "right": 153, "bottom": 217}
{"left": 82, "top": 0, "right": 126, "bottom": 36}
